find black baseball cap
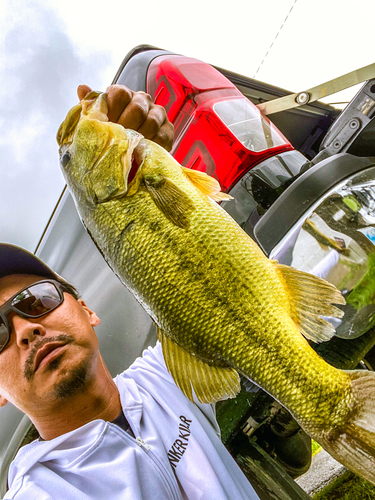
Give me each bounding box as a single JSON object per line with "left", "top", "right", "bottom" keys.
{"left": 0, "top": 243, "right": 60, "bottom": 281}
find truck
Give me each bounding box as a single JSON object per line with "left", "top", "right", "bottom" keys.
{"left": 1, "top": 45, "right": 375, "bottom": 498}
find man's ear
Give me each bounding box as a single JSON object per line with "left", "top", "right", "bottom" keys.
{"left": 78, "top": 299, "right": 101, "bottom": 327}
{"left": 0, "top": 395, "right": 8, "bottom": 407}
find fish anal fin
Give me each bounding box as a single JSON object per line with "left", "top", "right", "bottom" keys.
{"left": 158, "top": 328, "right": 240, "bottom": 404}
{"left": 143, "top": 174, "right": 194, "bottom": 229}
{"left": 182, "top": 167, "right": 233, "bottom": 202}
{"left": 276, "top": 263, "right": 345, "bottom": 343}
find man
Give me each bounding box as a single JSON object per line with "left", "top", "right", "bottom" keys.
{"left": 0, "top": 85, "right": 260, "bottom": 499}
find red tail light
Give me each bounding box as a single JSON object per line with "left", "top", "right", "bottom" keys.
{"left": 147, "top": 55, "right": 293, "bottom": 191}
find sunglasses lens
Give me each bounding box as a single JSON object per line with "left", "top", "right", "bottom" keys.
{"left": 0, "top": 320, "right": 8, "bottom": 352}
{"left": 12, "top": 282, "right": 62, "bottom": 317}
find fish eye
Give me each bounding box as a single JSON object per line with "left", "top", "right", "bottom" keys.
{"left": 61, "top": 152, "right": 71, "bottom": 167}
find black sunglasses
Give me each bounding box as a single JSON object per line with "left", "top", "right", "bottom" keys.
{"left": 0, "top": 280, "right": 65, "bottom": 353}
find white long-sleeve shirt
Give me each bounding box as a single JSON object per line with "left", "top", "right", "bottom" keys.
{"left": 5, "top": 343, "right": 259, "bottom": 499}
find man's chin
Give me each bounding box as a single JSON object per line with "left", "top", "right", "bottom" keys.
{"left": 51, "top": 357, "right": 91, "bottom": 401}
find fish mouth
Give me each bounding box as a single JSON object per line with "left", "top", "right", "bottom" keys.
{"left": 127, "top": 138, "right": 149, "bottom": 184}
{"left": 34, "top": 341, "right": 69, "bottom": 372}
{"left": 128, "top": 157, "right": 140, "bottom": 185}
{"left": 57, "top": 91, "right": 107, "bottom": 148}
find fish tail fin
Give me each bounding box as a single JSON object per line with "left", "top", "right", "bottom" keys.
{"left": 315, "top": 369, "right": 375, "bottom": 485}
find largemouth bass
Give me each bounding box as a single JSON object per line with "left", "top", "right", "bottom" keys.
{"left": 57, "top": 92, "right": 375, "bottom": 484}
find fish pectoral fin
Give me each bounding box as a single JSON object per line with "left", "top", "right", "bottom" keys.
{"left": 275, "top": 263, "right": 346, "bottom": 343}
{"left": 158, "top": 328, "right": 240, "bottom": 404}
{"left": 182, "top": 167, "right": 233, "bottom": 202}
{"left": 143, "top": 174, "right": 194, "bottom": 229}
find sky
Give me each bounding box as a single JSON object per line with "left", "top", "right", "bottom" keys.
{"left": 1, "top": 0, "right": 374, "bottom": 252}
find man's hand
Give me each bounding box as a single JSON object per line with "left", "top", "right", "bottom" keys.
{"left": 77, "top": 84, "right": 174, "bottom": 151}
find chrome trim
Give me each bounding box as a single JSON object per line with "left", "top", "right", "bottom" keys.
{"left": 272, "top": 166, "right": 375, "bottom": 339}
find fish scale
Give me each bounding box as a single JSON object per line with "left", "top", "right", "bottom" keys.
{"left": 57, "top": 91, "right": 375, "bottom": 484}
{"left": 93, "top": 175, "right": 350, "bottom": 426}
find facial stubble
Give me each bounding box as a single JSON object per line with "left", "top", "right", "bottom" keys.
{"left": 50, "top": 356, "right": 91, "bottom": 400}
{"left": 24, "top": 334, "right": 92, "bottom": 401}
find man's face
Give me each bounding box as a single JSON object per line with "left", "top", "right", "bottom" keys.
{"left": 0, "top": 274, "right": 100, "bottom": 414}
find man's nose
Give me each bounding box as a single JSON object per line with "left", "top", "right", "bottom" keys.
{"left": 9, "top": 314, "right": 46, "bottom": 348}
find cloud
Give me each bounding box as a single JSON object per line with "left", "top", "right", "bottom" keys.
{"left": 0, "top": 1, "right": 114, "bottom": 251}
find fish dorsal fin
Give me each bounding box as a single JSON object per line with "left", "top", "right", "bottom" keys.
{"left": 182, "top": 167, "right": 233, "bottom": 202}
{"left": 275, "top": 263, "right": 346, "bottom": 343}
{"left": 143, "top": 174, "right": 194, "bottom": 229}
{"left": 158, "top": 328, "right": 240, "bottom": 404}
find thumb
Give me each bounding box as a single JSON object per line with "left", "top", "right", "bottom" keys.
{"left": 77, "top": 84, "right": 92, "bottom": 101}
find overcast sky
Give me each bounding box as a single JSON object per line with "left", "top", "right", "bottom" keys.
{"left": 1, "top": 0, "right": 374, "bottom": 252}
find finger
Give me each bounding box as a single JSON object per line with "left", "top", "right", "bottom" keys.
{"left": 137, "top": 105, "right": 166, "bottom": 140}
{"left": 117, "top": 92, "right": 153, "bottom": 131}
{"left": 152, "top": 121, "right": 175, "bottom": 152}
{"left": 106, "top": 85, "right": 134, "bottom": 123}
{"left": 77, "top": 84, "right": 92, "bottom": 101}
